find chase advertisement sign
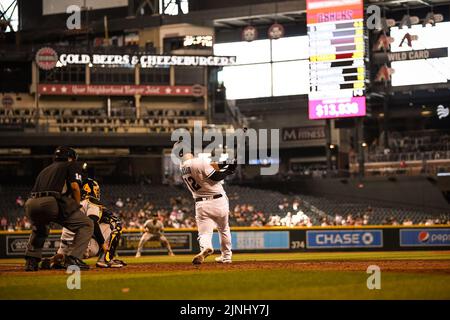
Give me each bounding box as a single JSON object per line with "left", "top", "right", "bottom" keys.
{"left": 306, "top": 230, "right": 383, "bottom": 249}
{"left": 400, "top": 229, "right": 450, "bottom": 247}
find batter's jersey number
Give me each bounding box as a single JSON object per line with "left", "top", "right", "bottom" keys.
{"left": 183, "top": 176, "right": 201, "bottom": 192}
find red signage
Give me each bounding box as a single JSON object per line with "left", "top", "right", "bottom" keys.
{"left": 37, "top": 84, "right": 205, "bottom": 96}
{"left": 35, "top": 47, "right": 59, "bottom": 70}
{"left": 306, "top": 0, "right": 364, "bottom": 24}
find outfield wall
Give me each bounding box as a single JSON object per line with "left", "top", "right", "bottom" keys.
{"left": 1, "top": 226, "right": 449, "bottom": 258}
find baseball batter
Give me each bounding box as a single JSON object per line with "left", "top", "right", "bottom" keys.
{"left": 135, "top": 213, "right": 174, "bottom": 257}
{"left": 177, "top": 146, "right": 236, "bottom": 265}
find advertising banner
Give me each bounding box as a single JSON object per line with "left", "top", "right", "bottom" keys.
{"left": 35, "top": 48, "right": 236, "bottom": 69}
{"left": 306, "top": 230, "right": 383, "bottom": 249}
{"left": 3, "top": 232, "right": 192, "bottom": 256}
{"left": 400, "top": 229, "right": 450, "bottom": 247}
{"left": 37, "top": 84, "right": 205, "bottom": 97}
{"left": 6, "top": 234, "right": 61, "bottom": 256}
{"left": 212, "top": 231, "right": 290, "bottom": 250}
{"left": 281, "top": 126, "right": 325, "bottom": 142}
{"left": 119, "top": 232, "right": 192, "bottom": 254}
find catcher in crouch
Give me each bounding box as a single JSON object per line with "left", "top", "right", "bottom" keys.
{"left": 42, "top": 178, "right": 126, "bottom": 269}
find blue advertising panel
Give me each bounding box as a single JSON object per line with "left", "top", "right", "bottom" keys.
{"left": 400, "top": 229, "right": 450, "bottom": 247}
{"left": 212, "top": 231, "right": 290, "bottom": 250}
{"left": 306, "top": 230, "right": 383, "bottom": 249}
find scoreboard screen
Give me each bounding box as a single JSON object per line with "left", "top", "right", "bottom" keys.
{"left": 307, "top": 0, "right": 366, "bottom": 120}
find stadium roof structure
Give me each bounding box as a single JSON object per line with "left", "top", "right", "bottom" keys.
{"left": 371, "top": 0, "right": 450, "bottom": 10}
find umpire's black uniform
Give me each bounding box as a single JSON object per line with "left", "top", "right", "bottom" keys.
{"left": 24, "top": 147, "right": 93, "bottom": 271}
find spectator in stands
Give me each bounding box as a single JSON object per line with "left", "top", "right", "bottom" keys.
{"left": 402, "top": 218, "right": 413, "bottom": 226}
{"left": 321, "top": 217, "right": 329, "bottom": 227}
{"left": 266, "top": 214, "right": 281, "bottom": 226}
{"left": 1, "top": 216, "right": 7, "bottom": 230}
{"left": 279, "top": 212, "right": 290, "bottom": 226}
{"left": 115, "top": 197, "right": 124, "bottom": 208}
{"left": 291, "top": 210, "right": 311, "bottom": 227}
{"left": 15, "top": 196, "right": 24, "bottom": 207}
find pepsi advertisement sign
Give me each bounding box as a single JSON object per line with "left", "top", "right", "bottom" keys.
{"left": 400, "top": 229, "right": 450, "bottom": 247}
{"left": 306, "top": 230, "right": 383, "bottom": 249}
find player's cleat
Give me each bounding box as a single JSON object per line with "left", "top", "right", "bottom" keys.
{"left": 40, "top": 254, "right": 65, "bottom": 270}
{"left": 64, "top": 255, "right": 90, "bottom": 270}
{"left": 52, "top": 253, "right": 66, "bottom": 269}
{"left": 24, "top": 256, "right": 40, "bottom": 272}
{"left": 108, "top": 260, "right": 124, "bottom": 268}
{"left": 113, "top": 259, "right": 127, "bottom": 266}
{"left": 192, "top": 248, "right": 213, "bottom": 265}
{"left": 168, "top": 251, "right": 175, "bottom": 256}
{"left": 95, "top": 260, "right": 109, "bottom": 268}
{"left": 40, "top": 258, "right": 52, "bottom": 270}
{"left": 215, "top": 256, "right": 232, "bottom": 264}
{"left": 96, "top": 259, "right": 124, "bottom": 268}
{"left": 135, "top": 252, "right": 141, "bottom": 258}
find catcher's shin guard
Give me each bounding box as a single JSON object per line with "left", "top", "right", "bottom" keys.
{"left": 104, "top": 220, "right": 122, "bottom": 262}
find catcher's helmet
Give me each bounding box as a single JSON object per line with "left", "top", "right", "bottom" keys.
{"left": 81, "top": 178, "right": 101, "bottom": 200}
{"left": 54, "top": 146, "right": 78, "bottom": 161}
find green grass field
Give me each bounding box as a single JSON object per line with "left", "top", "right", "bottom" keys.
{"left": 1, "top": 251, "right": 449, "bottom": 300}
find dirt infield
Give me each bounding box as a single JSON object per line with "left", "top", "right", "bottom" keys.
{"left": 1, "top": 259, "right": 449, "bottom": 275}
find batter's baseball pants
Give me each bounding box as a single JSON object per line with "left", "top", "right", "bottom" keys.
{"left": 195, "top": 195, "right": 232, "bottom": 260}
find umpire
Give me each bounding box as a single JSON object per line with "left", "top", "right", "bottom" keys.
{"left": 24, "top": 146, "right": 94, "bottom": 271}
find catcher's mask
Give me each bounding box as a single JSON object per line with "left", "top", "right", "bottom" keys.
{"left": 82, "top": 178, "right": 101, "bottom": 200}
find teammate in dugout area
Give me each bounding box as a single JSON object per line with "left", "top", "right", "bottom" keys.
{"left": 41, "top": 178, "right": 127, "bottom": 269}
{"left": 173, "top": 138, "right": 237, "bottom": 265}
{"left": 135, "top": 212, "right": 175, "bottom": 257}
{"left": 24, "top": 146, "right": 93, "bottom": 271}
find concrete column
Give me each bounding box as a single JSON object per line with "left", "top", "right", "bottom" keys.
{"left": 85, "top": 63, "right": 91, "bottom": 85}
{"left": 135, "top": 64, "right": 141, "bottom": 118}
{"left": 135, "top": 94, "right": 141, "bottom": 119}
{"left": 135, "top": 64, "right": 140, "bottom": 85}
{"left": 170, "top": 66, "right": 175, "bottom": 86}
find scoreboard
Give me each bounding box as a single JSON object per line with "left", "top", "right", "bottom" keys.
{"left": 307, "top": 0, "right": 366, "bottom": 120}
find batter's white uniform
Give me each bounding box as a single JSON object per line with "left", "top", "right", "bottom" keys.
{"left": 58, "top": 199, "right": 111, "bottom": 258}
{"left": 180, "top": 157, "right": 232, "bottom": 260}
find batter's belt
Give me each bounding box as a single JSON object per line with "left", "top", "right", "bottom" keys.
{"left": 195, "top": 194, "right": 223, "bottom": 202}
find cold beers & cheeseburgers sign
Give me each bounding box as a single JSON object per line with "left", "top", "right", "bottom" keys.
{"left": 35, "top": 47, "right": 236, "bottom": 70}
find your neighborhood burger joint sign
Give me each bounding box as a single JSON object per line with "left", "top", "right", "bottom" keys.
{"left": 37, "top": 84, "right": 206, "bottom": 97}
{"left": 35, "top": 47, "right": 236, "bottom": 70}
